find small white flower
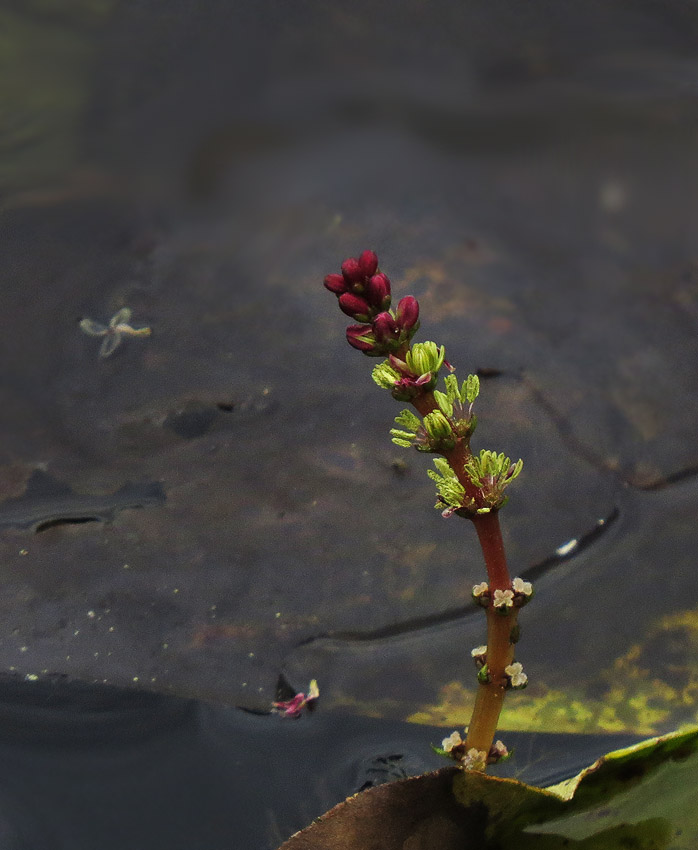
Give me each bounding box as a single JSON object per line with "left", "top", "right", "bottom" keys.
{"left": 493, "top": 588, "right": 514, "bottom": 609}
{"left": 472, "top": 582, "right": 489, "bottom": 597}
{"left": 442, "top": 731, "right": 463, "bottom": 752}
{"left": 489, "top": 740, "right": 509, "bottom": 761}
{"left": 505, "top": 662, "right": 528, "bottom": 688}
{"left": 461, "top": 748, "right": 488, "bottom": 771}
{"left": 512, "top": 577, "right": 533, "bottom": 596}
{"left": 471, "top": 645, "right": 487, "bottom": 669}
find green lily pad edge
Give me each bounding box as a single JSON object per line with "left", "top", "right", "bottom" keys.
{"left": 455, "top": 724, "right": 698, "bottom": 846}
{"left": 278, "top": 726, "right": 698, "bottom": 849}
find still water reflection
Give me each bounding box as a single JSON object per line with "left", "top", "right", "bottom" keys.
{"left": 0, "top": 679, "right": 641, "bottom": 849}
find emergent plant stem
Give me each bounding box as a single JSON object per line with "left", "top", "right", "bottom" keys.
{"left": 414, "top": 390, "right": 516, "bottom": 762}
{"left": 465, "top": 511, "right": 516, "bottom": 756}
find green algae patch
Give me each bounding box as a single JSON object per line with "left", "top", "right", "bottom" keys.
{"left": 410, "top": 607, "right": 698, "bottom": 736}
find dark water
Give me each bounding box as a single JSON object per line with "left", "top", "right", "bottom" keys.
{"left": 1, "top": 0, "right": 698, "bottom": 844}
{"left": 0, "top": 679, "right": 641, "bottom": 850}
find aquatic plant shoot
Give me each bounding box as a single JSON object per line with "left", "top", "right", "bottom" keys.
{"left": 323, "top": 250, "right": 526, "bottom": 770}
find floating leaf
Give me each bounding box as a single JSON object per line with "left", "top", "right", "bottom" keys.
{"left": 277, "top": 726, "right": 698, "bottom": 849}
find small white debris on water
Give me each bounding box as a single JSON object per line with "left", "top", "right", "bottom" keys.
{"left": 25, "top": 674, "right": 39, "bottom": 682}
{"left": 87, "top": 610, "right": 96, "bottom": 619}
{"left": 556, "top": 538, "right": 578, "bottom": 557}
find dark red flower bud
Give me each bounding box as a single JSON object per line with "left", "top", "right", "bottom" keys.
{"left": 395, "top": 296, "right": 420, "bottom": 331}
{"left": 341, "top": 257, "right": 364, "bottom": 284}
{"left": 339, "top": 292, "right": 371, "bottom": 320}
{"left": 323, "top": 273, "right": 347, "bottom": 295}
{"left": 346, "top": 324, "right": 376, "bottom": 352}
{"left": 364, "top": 274, "right": 390, "bottom": 311}
{"left": 365, "top": 273, "right": 391, "bottom": 310}
{"left": 358, "top": 250, "right": 379, "bottom": 278}
{"left": 372, "top": 311, "right": 399, "bottom": 343}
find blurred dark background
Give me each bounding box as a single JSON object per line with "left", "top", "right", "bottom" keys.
{"left": 1, "top": 0, "right": 698, "bottom": 740}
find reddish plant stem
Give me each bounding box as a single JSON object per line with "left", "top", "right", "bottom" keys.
{"left": 472, "top": 510, "right": 511, "bottom": 593}
{"left": 411, "top": 393, "right": 436, "bottom": 419}
{"left": 465, "top": 512, "right": 516, "bottom": 756}
{"left": 464, "top": 606, "right": 517, "bottom": 754}
{"left": 412, "top": 387, "right": 516, "bottom": 763}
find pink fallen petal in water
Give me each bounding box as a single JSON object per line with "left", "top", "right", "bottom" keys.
{"left": 273, "top": 680, "right": 319, "bottom": 718}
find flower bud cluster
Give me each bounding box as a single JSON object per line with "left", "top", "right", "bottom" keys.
{"left": 427, "top": 458, "right": 472, "bottom": 518}
{"left": 433, "top": 373, "right": 480, "bottom": 440}
{"left": 390, "top": 408, "right": 457, "bottom": 453}
{"left": 390, "top": 371, "right": 478, "bottom": 456}
{"left": 323, "top": 251, "right": 420, "bottom": 356}
{"left": 372, "top": 341, "right": 448, "bottom": 401}
{"left": 463, "top": 449, "right": 524, "bottom": 513}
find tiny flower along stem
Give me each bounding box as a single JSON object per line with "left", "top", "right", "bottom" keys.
{"left": 466, "top": 606, "right": 517, "bottom": 753}
{"left": 468, "top": 511, "right": 516, "bottom": 754}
